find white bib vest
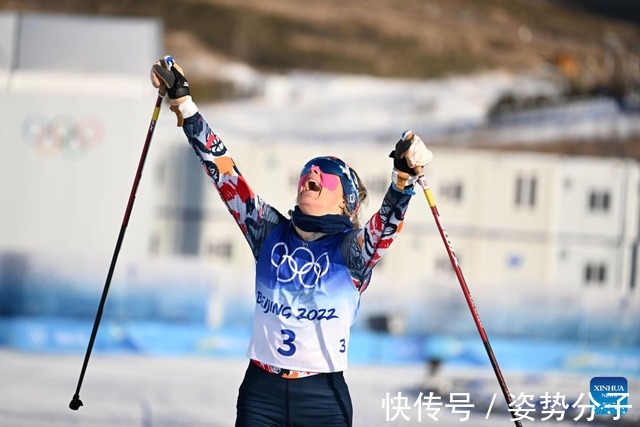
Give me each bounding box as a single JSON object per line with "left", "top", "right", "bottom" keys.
{"left": 246, "top": 222, "right": 361, "bottom": 372}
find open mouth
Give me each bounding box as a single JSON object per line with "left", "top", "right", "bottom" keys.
{"left": 303, "top": 179, "right": 321, "bottom": 192}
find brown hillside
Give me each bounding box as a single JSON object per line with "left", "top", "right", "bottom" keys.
{"left": 1, "top": 0, "right": 638, "bottom": 82}
{"left": 2, "top": 0, "right": 640, "bottom": 159}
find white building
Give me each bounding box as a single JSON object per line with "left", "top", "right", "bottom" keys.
{"left": 0, "top": 12, "right": 164, "bottom": 259}
{"left": 155, "top": 136, "right": 640, "bottom": 294}
{"left": 0, "top": 11, "right": 637, "bottom": 341}
{"left": 151, "top": 136, "right": 640, "bottom": 338}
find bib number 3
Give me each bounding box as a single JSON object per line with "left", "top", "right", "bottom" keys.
{"left": 277, "top": 329, "right": 296, "bottom": 356}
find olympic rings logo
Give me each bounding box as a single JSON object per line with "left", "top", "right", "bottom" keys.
{"left": 21, "top": 114, "right": 104, "bottom": 158}
{"left": 270, "top": 242, "right": 330, "bottom": 288}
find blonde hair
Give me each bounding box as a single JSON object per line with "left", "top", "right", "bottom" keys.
{"left": 343, "top": 170, "right": 368, "bottom": 229}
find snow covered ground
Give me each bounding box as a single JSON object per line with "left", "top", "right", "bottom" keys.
{"left": 196, "top": 69, "right": 640, "bottom": 148}
{"left": 3, "top": 60, "right": 640, "bottom": 427}
{"left": 196, "top": 70, "right": 561, "bottom": 145}
{"left": 0, "top": 349, "right": 636, "bottom": 427}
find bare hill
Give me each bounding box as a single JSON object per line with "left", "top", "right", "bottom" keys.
{"left": 2, "top": 0, "right": 639, "bottom": 82}
{"left": 2, "top": 0, "right": 640, "bottom": 158}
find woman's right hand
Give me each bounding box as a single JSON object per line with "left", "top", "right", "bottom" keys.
{"left": 149, "top": 56, "right": 197, "bottom": 126}
{"left": 150, "top": 57, "right": 190, "bottom": 102}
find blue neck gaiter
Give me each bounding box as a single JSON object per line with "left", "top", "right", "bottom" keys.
{"left": 290, "top": 206, "right": 354, "bottom": 235}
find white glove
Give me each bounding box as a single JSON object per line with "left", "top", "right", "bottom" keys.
{"left": 403, "top": 131, "right": 433, "bottom": 169}
{"left": 390, "top": 130, "right": 433, "bottom": 192}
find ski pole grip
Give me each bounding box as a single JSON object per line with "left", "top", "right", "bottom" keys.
{"left": 157, "top": 55, "right": 175, "bottom": 97}
{"left": 400, "top": 130, "right": 424, "bottom": 176}
{"left": 401, "top": 129, "right": 414, "bottom": 142}
{"left": 163, "top": 55, "right": 175, "bottom": 69}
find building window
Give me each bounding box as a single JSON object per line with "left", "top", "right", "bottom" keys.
{"left": 515, "top": 174, "right": 537, "bottom": 207}
{"left": 149, "top": 233, "right": 161, "bottom": 255}
{"left": 588, "top": 189, "right": 611, "bottom": 212}
{"left": 435, "top": 254, "right": 459, "bottom": 274}
{"left": 440, "top": 181, "right": 464, "bottom": 202}
{"left": 208, "top": 241, "right": 232, "bottom": 259}
{"left": 584, "top": 262, "right": 607, "bottom": 285}
{"left": 365, "top": 176, "right": 391, "bottom": 194}
{"left": 156, "top": 162, "right": 166, "bottom": 184}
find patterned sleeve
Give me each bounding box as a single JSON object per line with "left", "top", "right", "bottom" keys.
{"left": 342, "top": 185, "right": 412, "bottom": 293}
{"left": 182, "top": 112, "right": 284, "bottom": 260}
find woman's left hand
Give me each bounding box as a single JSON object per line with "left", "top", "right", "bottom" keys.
{"left": 389, "top": 130, "right": 433, "bottom": 175}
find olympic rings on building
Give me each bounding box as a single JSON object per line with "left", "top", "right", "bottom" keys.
{"left": 21, "top": 113, "right": 104, "bottom": 158}
{"left": 270, "top": 242, "right": 330, "bottom": 288}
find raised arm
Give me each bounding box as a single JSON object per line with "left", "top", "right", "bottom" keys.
{"left": 183, "top": 113, "right": 284, "bottom": 259}
{"left": 343, "top": 131, "right": 433, "bottom": 292}
{"left": 151, "top": 58, "right": 284, "bottom": 259}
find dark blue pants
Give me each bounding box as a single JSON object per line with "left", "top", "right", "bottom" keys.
{"left": 236, "top": 362, "right": 353, "bottom": 427}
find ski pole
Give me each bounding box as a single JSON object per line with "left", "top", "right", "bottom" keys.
{"left": 69, "top": 57, "right": 174, "bottom": 411}
{"left": 405, "top": 131, "right": 523, "bottom": 427}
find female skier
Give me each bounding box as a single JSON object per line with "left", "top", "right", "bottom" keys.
{"left": 151, "top": 59, "right": 433, "bottom": 427}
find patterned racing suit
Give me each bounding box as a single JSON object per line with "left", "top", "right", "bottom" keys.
{"left": 182, "top": 111, "right": 414, "bottom": 425}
